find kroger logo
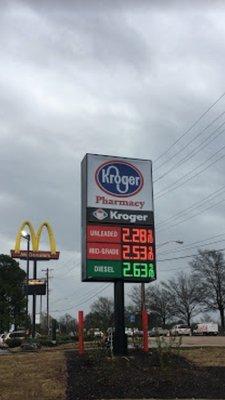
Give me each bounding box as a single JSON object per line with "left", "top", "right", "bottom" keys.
{"left": 95, "top": 161, "right": 144, "bottom": 197}
{"left": 93, "top": 209, "right": 108, "bottom": 221}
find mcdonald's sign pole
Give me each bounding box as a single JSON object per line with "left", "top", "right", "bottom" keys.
{"left": 11, "top": 221, "right": 60, "bottom": 337}
{"left": 26, "top": 235, "right": 30, "bottom": 329}
{"left": 32, "top": 259, "right": 37, "bottom": 338}
{"left": 21, "top": 231, "right": 31, "bottom": 329}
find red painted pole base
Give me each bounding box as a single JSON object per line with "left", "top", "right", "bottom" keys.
{"left": 142, "top": 310, "right": 149, "bottom": 352}
{"left": 78, "top": 310, "right": 84, "bottom": 355}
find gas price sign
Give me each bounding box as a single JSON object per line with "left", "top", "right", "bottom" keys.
{"left": 81, "top": 154, "right": 156, "bottom": 282}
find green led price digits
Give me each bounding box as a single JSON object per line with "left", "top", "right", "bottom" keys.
{"left": 123, "top": 262, "right": 155, "bottom": 279}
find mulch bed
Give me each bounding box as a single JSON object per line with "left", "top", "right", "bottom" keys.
{"left": 66, "top": 349, "right": 225, "bottom": 399}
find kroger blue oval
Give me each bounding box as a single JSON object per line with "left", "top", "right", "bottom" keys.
{"left": 95, "top": 161, "right": 144, "bottom": 197}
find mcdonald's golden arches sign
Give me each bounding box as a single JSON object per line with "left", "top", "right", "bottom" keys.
{"left": 11, "top": 221, "right": 60, "bottom": 260}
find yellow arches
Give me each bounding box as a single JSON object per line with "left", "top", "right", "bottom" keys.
{"left": 14, "top": 221, "right": 57, "bottom": 254}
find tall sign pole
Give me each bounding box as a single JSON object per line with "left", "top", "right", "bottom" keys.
{"left": 114, "top": 281, "right": 126, "bottom": 355}
{"left": 81, "top": 154, "right": 156, "bottom": 355}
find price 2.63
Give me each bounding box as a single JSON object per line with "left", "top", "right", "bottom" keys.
{"left": 123, "top": 262, "right": 155, "bottom": 278}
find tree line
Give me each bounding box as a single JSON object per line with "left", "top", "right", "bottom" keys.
{"left": 1, "top": 249, "right": 225, "bottom": 333}
{"left": 85, "top": 249, "right": 225, "bottom": 331}
{"left": 0, "top": 255, "right": 26, "bottom": 331}
{"left": 136, "top": 249, "right": 225, "bottom": 329}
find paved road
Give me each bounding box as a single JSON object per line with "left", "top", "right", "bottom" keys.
{"left": 1, "top": 335, "right": 225, "bottom": 355}
{"left": 149, "top": 335, "right": 225, "bottom": 347}
{"left": 0, "top": 348, "right": 9, "bottom": 354}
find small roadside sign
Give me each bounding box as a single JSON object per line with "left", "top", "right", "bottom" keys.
{"left": 130, "top": 315, "right": 135, "bottom": 323}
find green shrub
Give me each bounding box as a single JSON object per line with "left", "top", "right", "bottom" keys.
{"left": 57, "top": 335, "right": 77, "bottom": 344}
{"left": 37, "top": 338, "right": 56, "bottom": 347}
{"left": 84, "top": 334, "right": 95, "bottom": 342}
{"left": 5, "top": 338, "right": 22, "bottom": 348}
{"left": 155, "top": 334, "right": 182, "bottom": 370}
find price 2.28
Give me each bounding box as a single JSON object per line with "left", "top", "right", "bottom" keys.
{"left": 122, "top": 227, "right": 154, "bottom": 244}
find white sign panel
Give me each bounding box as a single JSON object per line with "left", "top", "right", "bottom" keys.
{"left": 86, "top": 154, "right": 153, "bottom": 211}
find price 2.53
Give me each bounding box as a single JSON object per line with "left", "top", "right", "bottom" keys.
{"left": 122, "top": 244, "right": 154, "bottom": 260}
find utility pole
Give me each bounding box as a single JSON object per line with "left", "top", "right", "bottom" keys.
{"left": 40, "top": 294, "right": 42, "bottom": 332}
{"left": 141, "top": 282, "right": 145, "bottom": 311}
{"left": 41, "top": 268, "right": 53, "bottom": 336}
{"left": 40, "top": 295, "right": 42, "bottom": 316}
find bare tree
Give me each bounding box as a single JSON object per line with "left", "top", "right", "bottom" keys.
{"left": 89, "top": 296, "right": 114, "bottom": 332}
{"left": 162, "top": 272, "right": 200, "bottom": 326}
{"left": 128, "top": 284, "right": 171, "bottom": 327}
{"left": 128, "top": 285, "right": 143, "bottom": 312}
{"left": 148, "top": 285, "right": 172, "bottom": 328}
{"left": 190, "top": 250, "right": 225, "bottom": 330}
{"left": 58, "top": 313, "right": 76, "bottom": 335}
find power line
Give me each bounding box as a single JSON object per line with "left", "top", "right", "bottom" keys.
{"left": 154, "top": 91, "right": 225, "bottom": 164}
{"left": 154, "top": 121, "right": 225, "bottom": 183}
{"left": 51, "top": 283, "right": 112, "bottom": 313}
{"left": 155, "top": 144, "right": 225, "bottom": 199}
{"left": 156, "top": 184, "right": 225, "bottom": 228}
{"left": 154, "top": 110, "right": 225, "bottom": 175}
{"left": 54, "top": 256, "right": 80, "bottom": 278}
{"left": 157, "top": 194, "right": 225, "bottom": 233}
{"left": 155, "top": 143, "right": 225, "bottom": 197}
{"left": 158, "top": 237, "right": 225, "bottom": 257}
{"left": 53, "top": 282, "right": 108, "bottom": 304}
{"left": 159, "top": 264, "right": 192, "bottom": 273}
{"left": 157, "top": 247, "right": 225, "bottom": 262}
{"left": 50, "top": 256, "right": 79, "bottom": 280}
{"left": 173, "top": 231, "right": 225, "bottom": 249}
{"left": 75, "top": 283, "right": 112, "bottom": 308}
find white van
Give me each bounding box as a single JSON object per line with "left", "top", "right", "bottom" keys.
{"left": 192, "top": 323, "right": 218, "bottom": 336}
{"left": 171, "top": 324, "right": 191, "bottom": 336}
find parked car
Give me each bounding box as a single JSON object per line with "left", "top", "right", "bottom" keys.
{"left": 4, "top": 330, "right": 27, "bottom": 343}
{"left": 192, "top": 323, "right": 218, "bottom": 336}
{"left": 125, "top": 328, "right": 134, "bottom": 337}
{"left": 149, "top": 327, "right": 169, "bottom": 336}
{"left": 93, "top": 329, "right": 103, "bottom": 338}
{"left": 0, "top": 333, "right": 6, "bottom": 347}
{"left": 170, "top": 324, "right": 191, "bottom": 336}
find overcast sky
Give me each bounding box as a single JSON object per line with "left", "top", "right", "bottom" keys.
{"left": 1, "top": 0, "right": 225, "bottom": 319}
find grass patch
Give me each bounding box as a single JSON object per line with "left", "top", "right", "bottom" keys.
{"left": 0, "top": 350, "right": 66, "bottom": 400}
{"left": 181, "top": 347, "right": 225, "bottom": 366}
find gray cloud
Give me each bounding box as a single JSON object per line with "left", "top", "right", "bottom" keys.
{"left": 1, "top": 1, "right": 225, "bottom": 316}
